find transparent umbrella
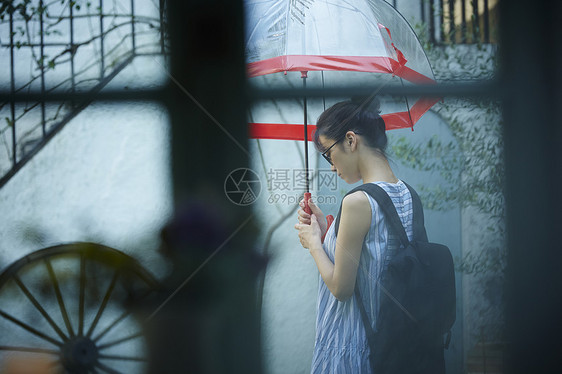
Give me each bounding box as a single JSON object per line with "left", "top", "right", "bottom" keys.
{"left": 245, "top": 0, "right": 439, "bottom": 213}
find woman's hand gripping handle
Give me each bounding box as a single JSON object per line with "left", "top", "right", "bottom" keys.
{"left": 297, "top": 194, "right": 334, "bottom": 244}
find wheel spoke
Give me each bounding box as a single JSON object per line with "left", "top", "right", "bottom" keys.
{"left": 95, "top": 361, "right": 124, "bottom": 374}
{"left": 79, "top": 252, "right": 86, "bottom": 336}
{"left": 0, "top": 345, "right": 59, "bottom": 355}
{"left": 13, "top": 274, "right": 69, "bottom": 342}
{"left": 92, "top": 309, "right": 130, "bottom": 344}
{"left": 45, "top": 259, "right": 75, "bottom": 338}
{"left": 0, "top": 309, "right": 62, "bottom": 347}
{"left": 97, "top": 332, "right": 143, "bottom": 350}
{"left": 86, "top": 269, "right": 119, "bottom": 338}
{"left": 93, "top": 288, "right": 154, "bottom": 343}
{"left": 98, "top": 354, "right": 147, "bottom": 362}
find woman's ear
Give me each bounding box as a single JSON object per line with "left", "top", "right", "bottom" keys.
{"left": 345, "top": 131, "right": 357, "bottom": 150}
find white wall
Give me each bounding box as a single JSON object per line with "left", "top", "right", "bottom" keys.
{"left": 0, "top": 57, "right": 174, "bottom": 277}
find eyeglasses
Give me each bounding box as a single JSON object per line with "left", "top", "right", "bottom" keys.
{"left": 321, "top": 138, "right": 340, "bottom": 166}
{"left": 321, "top": 132, "right": 361, "bottom": 166}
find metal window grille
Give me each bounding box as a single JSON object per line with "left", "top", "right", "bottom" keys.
{"left": 0, "top": 0, "right": 168, "bottom": 188}
{"left": 421, "top": 0, "right": 497, "bottom": 44}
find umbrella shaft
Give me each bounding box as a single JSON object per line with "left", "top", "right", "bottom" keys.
{"left": 303, "top": 75, "right": 309, "bottom": 192}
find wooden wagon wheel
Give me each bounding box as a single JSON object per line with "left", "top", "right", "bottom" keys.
{"left": 0, "top": 242, "right": 159, "bottom": 373}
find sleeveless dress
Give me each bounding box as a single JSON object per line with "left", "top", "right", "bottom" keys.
{"left": 310, "top": 181, "right": 414, "bottom": 374}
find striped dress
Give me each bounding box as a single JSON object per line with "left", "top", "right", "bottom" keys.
{"left": 310, "top": 181, "right": 414, "bottom": 374}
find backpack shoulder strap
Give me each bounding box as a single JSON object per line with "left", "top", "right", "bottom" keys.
{"left": 334, "top": 183, "right": 409, "bottom": 247}
{"left": 402, "top": 182, "right": 428, "bottom": 243}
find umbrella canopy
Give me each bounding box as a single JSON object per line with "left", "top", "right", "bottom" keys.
{"left": 246, "top": 0, "right": 439, "bottom": 140}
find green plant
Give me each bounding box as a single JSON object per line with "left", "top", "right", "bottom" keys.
{"left": 393, "top": 22, "right": 505, "bottom": 344}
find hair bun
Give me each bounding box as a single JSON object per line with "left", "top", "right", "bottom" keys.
{"left": 314, "top": 99, "right": 388, "bottom": 157}
{"left": 350, "top": 95, "right": 381, "bottom": 114}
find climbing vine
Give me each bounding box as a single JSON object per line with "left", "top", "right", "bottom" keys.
{"left": 389, "top": 21, "right": 505, "bottom": 342}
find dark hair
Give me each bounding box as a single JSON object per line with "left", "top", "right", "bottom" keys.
{"left": 313, "top": 97, "right": 388, "bottom": 157}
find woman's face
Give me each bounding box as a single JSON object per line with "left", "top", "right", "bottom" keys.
{"left": 319, "top": 134, "right": 361, "bottom": 184}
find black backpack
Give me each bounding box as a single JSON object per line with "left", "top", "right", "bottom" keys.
{"left": 334, "top": 182, "right": 456, "bottom": 374}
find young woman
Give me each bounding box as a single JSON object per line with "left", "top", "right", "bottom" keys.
{"left": 294, "top": 99, "right": 416, "bottom": 373}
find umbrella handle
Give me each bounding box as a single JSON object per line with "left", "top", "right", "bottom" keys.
{"left": 304, "top": 192, "right": 312, "bottom": 215}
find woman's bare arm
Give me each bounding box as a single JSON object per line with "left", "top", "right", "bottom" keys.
{"left": 307, "top": 191, "right": 371, "bottom": 301}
